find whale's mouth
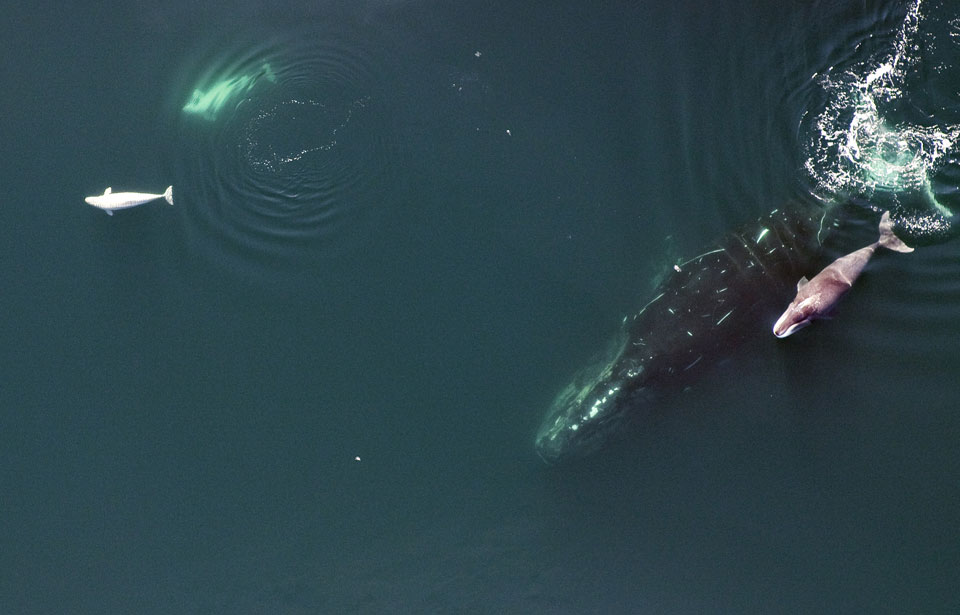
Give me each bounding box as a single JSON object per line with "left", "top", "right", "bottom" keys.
{"left": 535, "top": 394, "right": 625, "bottom": 464}
{"left": 535, "top": 331, "right": 635, "bottom": 464}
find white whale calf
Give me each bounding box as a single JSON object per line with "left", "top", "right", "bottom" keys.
{"left": 84, "top": 186, "right": 173, "bottom": 215}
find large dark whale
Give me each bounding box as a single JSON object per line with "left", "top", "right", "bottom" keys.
{"left": 535, "top": 200, "right": 841, "bottom": 464}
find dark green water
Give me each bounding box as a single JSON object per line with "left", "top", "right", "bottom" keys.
{"left": 2, "top": 0, "right": 959, "bottom": 612}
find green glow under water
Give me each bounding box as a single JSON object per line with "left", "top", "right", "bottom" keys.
{"left": 182, "top": 62, "right": 276, "bottom": 121}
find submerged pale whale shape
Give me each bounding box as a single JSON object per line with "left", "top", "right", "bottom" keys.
{"left": 536, "top": 202, "right": 838, "bottom": 464}
{"left": 84, "top": 186, "right": 174, "bottom": 216}
{"left": 182, "top": 62, "right": 276, "bottom": 121}
{"left": 772, "top": 211, "right": 913, "bottom": 338}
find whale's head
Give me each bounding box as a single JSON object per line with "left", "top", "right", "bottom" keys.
{"left": 772, "top": 295, "right": 819, "bottom": 338}
{"left": 535, "top": 331, "right": 650, "bottom": 464}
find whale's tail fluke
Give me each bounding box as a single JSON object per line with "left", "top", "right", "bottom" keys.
{"left": 163, "top": 186, "right": 174, "bottom": 206}
{"left": 878, "top": 210, "right": 912, "bottom": 253}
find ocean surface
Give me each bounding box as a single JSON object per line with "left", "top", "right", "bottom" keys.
{"left": 2, "top": 0, "right": 959, "bottom": 612}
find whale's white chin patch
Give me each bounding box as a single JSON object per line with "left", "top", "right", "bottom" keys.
{"left": 772, "top": 311, "right": 792, "bottom": 338}
{"left": 773, "top": 315, "right": 811, "bottom": 338}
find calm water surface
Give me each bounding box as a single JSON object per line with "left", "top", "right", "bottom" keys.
{"left": 1, "top": 0, "right": 958, "bottom": 612}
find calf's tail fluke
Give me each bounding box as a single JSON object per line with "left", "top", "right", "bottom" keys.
{"left": 878, "top": 210, "right": 913, "bottom": 253}
{"left": 163, "top": 185, "right": 174, "bottom": 206}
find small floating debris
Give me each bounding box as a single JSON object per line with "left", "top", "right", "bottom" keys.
{"left": 474, "top": 51, "right": 482, "bottom": 58}
{"left": 354, "top": 456, "right": 361, "bottom": 462}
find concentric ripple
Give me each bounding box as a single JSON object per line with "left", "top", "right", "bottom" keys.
{"left": 801, "top": 0, "right": 960, "bottom": 243}
{"left": 173, "top": 31, "right": 399, "bottom": 279}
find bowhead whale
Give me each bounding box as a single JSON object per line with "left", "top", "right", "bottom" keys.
{"left": 535, "top": 201, "right": 841, "bottom": 464}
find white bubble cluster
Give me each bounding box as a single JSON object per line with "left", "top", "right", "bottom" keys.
{"left": 804, "top": 0, "right": 960, "bottom": 219}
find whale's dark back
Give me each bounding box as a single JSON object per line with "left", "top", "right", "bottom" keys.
{"left": 623, "top": 201, "right": 832, "bottom": 385}
{"left": 536, "top": 200, "right": 836, "bottom": 463}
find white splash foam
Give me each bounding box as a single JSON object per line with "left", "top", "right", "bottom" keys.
{"left": 804, "top": 0, "right": 959, "bottom": 218}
